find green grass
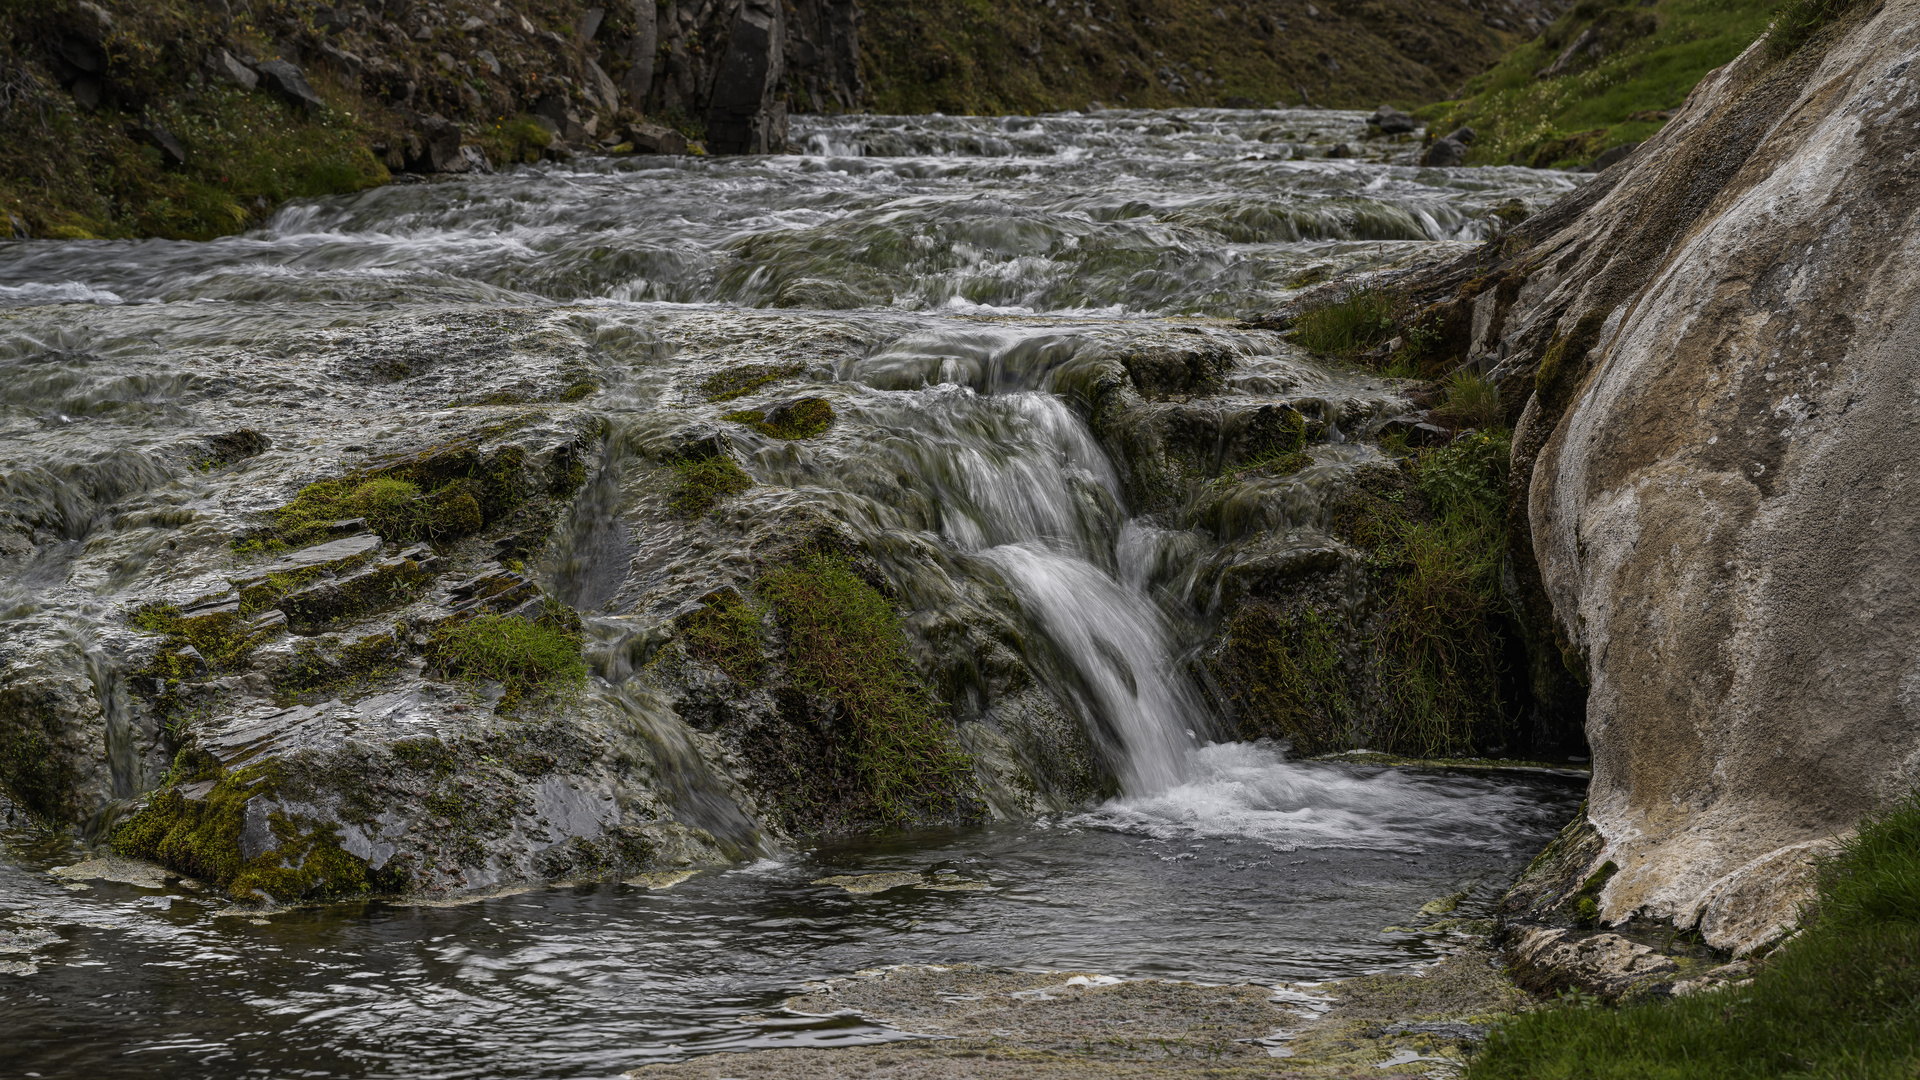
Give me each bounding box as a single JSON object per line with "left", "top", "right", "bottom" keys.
{"left": 1472, "top": 792, "right": 1920, "bottom": 1079}
{"left": 429, "top": 612, "right": 587, "bottom": 694}
{"left": 1287, "top": 284, "right": 1404, "bottom": 359}
{"left": 1376, "top": 430, "right": 1514, "bottom": 755}
{"left": 668, "top": 456, "right": 754, "bottom": 516}
{"left": 1423, "top": 0, "right": 1780, "bottom": 169}
{"left": 758, "top": 552, "right": 971, "bottom": 821}
{"left": 1766, "top": 0, "right": 1862, "bottom": 58}
{"left": 1435, "top": 369, "right": 1506, "bottom": 432}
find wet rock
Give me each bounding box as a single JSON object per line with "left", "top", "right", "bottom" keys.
{"left": 1326, "top": 142, "right": 1354, "bottom": 158}
{"left": 1368, "top": 105, "right": 1416, "bottom": 134}
{"left": 255, "top": 60, "right": 326, "bottom": 116}
{"left": 1590, "top": 141, "right": 1640, "bottom": 170}
{"left": 624, "top": 122, "right": 688, "bottom": 155}
{"left": 203, "top": 429, "right": 270, "bottom": 467}
{"left": 1422, "top": 137, "right": 1466, "bottom": 167}
{"left": 1445, "top": 125, "right": 1477, "bottom": 145}
{"left": 276, "top": 545, "right": 441, "bottom": 629}
{"left": 400, "top": 111, "right": 467, "bottom": 173}
{"left": 1507, "top": 927, "right": 1678, "bottom": 1000}
{"left": 1379, "top": 415, "right": 1452, "bottom": 445}
{"left": 705, "top": 0, "right": 788, "bottom": 155}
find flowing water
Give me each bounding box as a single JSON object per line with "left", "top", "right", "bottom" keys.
{"left": 0, "top": 109, "right": 1586, "bottom": 1077}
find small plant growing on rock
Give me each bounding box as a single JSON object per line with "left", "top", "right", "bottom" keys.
{"left": 1287, "top": 283, "right": 1403, "bottom": 357}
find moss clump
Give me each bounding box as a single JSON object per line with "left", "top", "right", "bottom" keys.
{"left": 428, "top": 611, "right": 587, "bottom": 695}
{"left": 1473, "top": 793, "right": 1920, "bottom": 1079}
{"left": 669, "top": 456, "right": 754, "bottom": 516}
{"left": 130, "top": 602, "right": 271, "bottom": 671}
{"left": 699, "top": 362, "right": 807, "bottom": 403}
{"left": 1208, "top": 604, "right": 1356, "bottom": 753}
{"left": 1288, "top": 284, "right": 1403, "bottom": 358}
{"left": 679, "top": 590, "right": 766, "bottom": 685}
{"left": 237, "top": 441, "right": 524, "bottom": 552}
{"left": 110, "top": 763, "right": 379, "bottom": 903}
{"left": 470, "top": 115, "right": 559, "bottom": 166}
{"left": 758, "top": 552, "right": 972, "bottom": 821}
{"left": 722, "top": 397, "right": 836, "bottom": 440}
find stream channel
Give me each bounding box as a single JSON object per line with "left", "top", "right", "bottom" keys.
{"left": 2, "top": 109, "right": 1587, "bottom": 1078}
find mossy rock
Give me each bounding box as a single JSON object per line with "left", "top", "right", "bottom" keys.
{"left": 721, "top": 397, "right": 836, "bottom": 440}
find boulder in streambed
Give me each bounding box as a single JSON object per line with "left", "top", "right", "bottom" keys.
{"left": 1382, "top": 0, "right": 1920, "bottom": 962}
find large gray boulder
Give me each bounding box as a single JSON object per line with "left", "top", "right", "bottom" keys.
{"left": 1453, "top": 2, "right": 1920, "bottom": 955}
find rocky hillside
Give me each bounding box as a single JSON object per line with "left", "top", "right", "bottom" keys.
{"left": 857, "top": 0, "right": 1563, "bottom": 115}
{"left": 0, "top": 0, "right": 1567, "bottom": 240}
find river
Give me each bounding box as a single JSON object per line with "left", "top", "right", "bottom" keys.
{"left": 1, "top": 108, "right": 1585, "bottom": 1078}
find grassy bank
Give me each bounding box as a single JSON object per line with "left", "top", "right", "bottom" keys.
{"left": 1420, "top": 0, "right": 1778, "bottom": 168}
{"left": 1473, "top": 793, "right": 1920, "bottom": 1078}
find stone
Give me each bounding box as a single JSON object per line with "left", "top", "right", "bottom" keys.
{"left": 1422, "top": 137, "right": 1466, "bottom": 167}
{"left": 136, "top": 124, "right": 188, "bottom": 167}
{"left": 1405, "top": 2, "right": 1920, "bottom": 958}
{"left": 254, "top": 60, "right": 326, "bottom": 116}
{"left": 401, "top": 112, "right": 466, "bottom": 173}
{"left": 625, "top": 123, "right": 688, "bottom": 155}
{"left": 233, "top": 534, "right": 383, "bottom": 591}
{"left": 1590, "top": 141, "right": 1640, "bottom": 170}
{"left": 1445, "top": 125, "right": 1477, "bottom": 145}
{"left": 209, "top": 49, "right": 259, "bottom": 90}
{"left": 1369, "top": 105, "right": 1416, "bottom": 134}
{"left": 1508, "top": 928, "right": 1679, "bottom": 1000}
{"left": 705, "top": 0, "right": 788, "bottom": 155}
{"left": 1326, "top": 142, "right": 1354, "bottom": 158}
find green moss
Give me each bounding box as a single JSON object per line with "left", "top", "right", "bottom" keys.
{"left": 680, "top": 590, "right": 766, "bottom": 685}
{"left": 1569, "top": 859, "right": 1618, "bottom": 926}
{"left": 700, "top": 362, "right": 807, "bottom": 402}
{"left": 1428, "top": 0, "right": 1779, "bottom": 169}
{"left": 110, "top": 762, "right": 377, "bottom": 902}
{"left": 471, "top": 115, "right": 558, "bottom": 166}
{"left": 758, "top": 552, "right": 972, "bottom": 821}
{"left": 237, "top": 441, "right": 524, "bottom": 552}
{"left": 130, "top": 601, "right": 271, "bottom": 670}
{"left": 429, "top": 611, "right": 587, "bottom": 694}
{"left": 1536, "top": 311, "right": 1611, "bottom": 415}
{"left": 1288, "top": 284, "right": 1403, "bottom": 359}
{"left": 1472, "top": 793, "right": 1920, "bottom": 1079}
{"left": 669, "top": 455, "right": 753, "bottom": 516}
{"left": 1208, "top": 604, "right": 1357, "bottom": 754}
{"left": 722, "top": 397, "right": 836, "bottom": 440}
{"left": 0, "top": 684, "right": 85, "bottom": 826}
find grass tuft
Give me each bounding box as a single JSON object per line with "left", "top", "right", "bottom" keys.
{"left": 1766, "top": 0, "right": 1862, "bottom": 58}
{"left": 1287, "top": 284, "right": 1403, "bottom": 358}
{"left": 1472, "top": 791, "right": 1920, "bottom": 1079}
{"left": 680, "top": 590, "right": 766, "bottom": 685}
{"left": 1434, "top": 369, "right": 1506, "bottom": 431}
{"left": 758, "top": 552, "right": 972, "bottom": 821}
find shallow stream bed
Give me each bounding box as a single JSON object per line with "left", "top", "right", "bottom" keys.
{"left": 2, "top": 109, "right": 1586, "bottom": 1078}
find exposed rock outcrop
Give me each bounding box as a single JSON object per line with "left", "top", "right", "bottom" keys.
{"left": 1380, "top": 0, "right": 1920, "bottom": 959}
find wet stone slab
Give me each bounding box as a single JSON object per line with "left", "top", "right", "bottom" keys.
{"left": 630, "top": 947, "right": 1524, "bottom": 1078}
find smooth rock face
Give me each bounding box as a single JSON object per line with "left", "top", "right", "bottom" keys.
{"left": 705, "top": 0, "right": 788, "bottom": 154}
{"left": 1496, "top": 5, "right": 1920, "bottom": 952}
{"left": 1507, "top": 928, "right": 1678, "bottom": 1000}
